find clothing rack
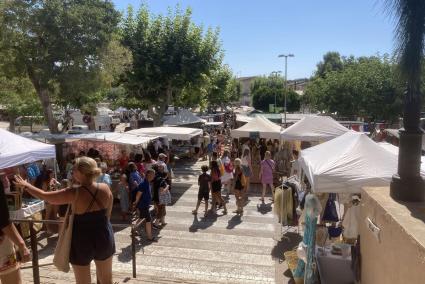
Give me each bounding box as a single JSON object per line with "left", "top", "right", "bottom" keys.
{"left": 275, "top": 175, "right": 302, "bottom": 239}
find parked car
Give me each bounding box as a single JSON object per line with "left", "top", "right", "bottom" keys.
{"left": 15, "top": 116, "right": 46, "bottom": 133}
{"left": 67, "top": 125, "right": 90, "bottom": 134}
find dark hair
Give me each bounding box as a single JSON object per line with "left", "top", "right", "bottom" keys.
{"left": 212, "top": 152, "right": 218, "bottom": 159}
{"left": 128, "top": 162, "right": 137, "bottom": 172}
{"left": 201, "top": 165, "right": 209, "bottom": 172}
{"left": 211, "top": 160, "right": 219, "bottom": 170}
{"left": 135, "top": 153, "right": 144, "bottom": 163}
{"left": 144, "top": 152, "right": 152, "bottom": 163}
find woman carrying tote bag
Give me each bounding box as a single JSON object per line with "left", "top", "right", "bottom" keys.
{"left": 14, "top": 157, "right": 115, "bottom": 284}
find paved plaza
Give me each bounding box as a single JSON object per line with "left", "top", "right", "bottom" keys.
{"left": 21, "top": 160, "right": 293, "bottom": 283}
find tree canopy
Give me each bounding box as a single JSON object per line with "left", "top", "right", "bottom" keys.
{"left": 0, "top": 0, "right": 121, "bottom": 133}
{"left": 304, "top": 55, "right": 406, "bottom": 122}
{"left": 121, "top": 5, "right": 228, "bottom": 124}
{"left": 251, "top": 75, "right": 301, "bottom": 113}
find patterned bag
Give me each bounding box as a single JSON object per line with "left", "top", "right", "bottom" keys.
{"left": 159, "top": 189, "right": 171, "bottom": 205}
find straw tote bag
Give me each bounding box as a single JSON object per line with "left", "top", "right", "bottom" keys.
{"left": 53, "top": 188, "right": 79, "bottom": 272}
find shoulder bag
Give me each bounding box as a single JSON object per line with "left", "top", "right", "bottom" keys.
{"left": 53, "top": 188, "right": 79, "bottom": 272}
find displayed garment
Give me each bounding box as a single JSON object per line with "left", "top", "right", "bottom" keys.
{"left": 294, "top": 194, "right": 321, "bottom": 284}
{"left": 273, "top": 186, "right": 293, "bottom": 225}
{"left": 342, "top": 204, "right": 361, "bottom": 239}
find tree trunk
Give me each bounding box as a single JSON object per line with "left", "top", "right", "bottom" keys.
{"left": 8, "top": 115, "right": 16, "bottom": 133}
{"left": 148, "top": 105, "right": 164, "bottom": 127}
{"left": 38, "top": 88, "right": 58, "bottom": 133}
{"left": 27, "top": 68, "right": 59, "bottom": 134}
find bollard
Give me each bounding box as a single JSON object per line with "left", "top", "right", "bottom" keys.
{"left": 29, "top": 221, "right": 40, "bottom": 284}
{"left": 131, "top": 226, "right": 136, "bottom": 278}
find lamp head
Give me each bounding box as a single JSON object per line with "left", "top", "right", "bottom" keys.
{"left": 278, "top": 54, "right": 295, "bottom": 58}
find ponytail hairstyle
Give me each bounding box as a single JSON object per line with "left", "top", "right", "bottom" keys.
{"left": 74, "top": 157, "right": 101, "bottom": 182}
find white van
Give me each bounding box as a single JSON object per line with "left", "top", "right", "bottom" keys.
{"left": 70, "top": 109, "right": 120, "bottom": 131}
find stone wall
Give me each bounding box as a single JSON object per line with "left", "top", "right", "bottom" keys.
{"left": 360, "top": 187, "right": 425, "bottom": 284}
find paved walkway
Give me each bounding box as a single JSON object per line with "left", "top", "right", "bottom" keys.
{"left": 22, "top": 160, "right": 287, "bottom": 283}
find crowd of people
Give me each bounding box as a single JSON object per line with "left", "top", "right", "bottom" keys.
{"left": 0, "top": 116, "right": 302, "bottom": 283}
{"left": 0, "top": 144, "right": 175, "bottom": 283}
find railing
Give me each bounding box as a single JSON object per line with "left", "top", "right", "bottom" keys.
{"left": 11, "top": 218, "right": 138, "bottom": 284}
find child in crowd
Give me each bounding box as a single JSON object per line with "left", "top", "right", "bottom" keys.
{"left": 192, "top": 165, "right": 211, "bottom": 217}
{"left": 118, "top": 174, "right": 130, "bottom": 221}
{"left": 210, "top": 161, "right": 227, "bottom": 215}
{"left": 233, "top": 159, "right": 246, "bottom": 215}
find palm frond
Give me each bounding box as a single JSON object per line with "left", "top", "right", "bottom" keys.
{"left": 385, "top": 0, "right": 425, "bottom": 90}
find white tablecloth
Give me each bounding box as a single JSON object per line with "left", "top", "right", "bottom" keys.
{"left": 9, "top": 200, "right": 45, "bottom": 219}
{"left": 316, "top": 247, "right": 355, "bottom": 284}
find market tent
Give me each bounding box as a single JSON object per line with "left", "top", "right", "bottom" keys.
{"left": 378, "top": 142, "right": 425, "bottom": 173}
{"left": 0, "top": 129, "right": 56, "bottom": 169}
{"left": 68, "top": 132, "right": 159, "bottom": 146}
{"left": 163, "top": 109, "right": 205, "bottom": 126}
{"left": 231, "top": 115, "right": 281, "bottom": 139}
{"left": 384, "top": 128, "right": 425, "bottom": 151}
{"left": 235, "top": 114, "right": 253, "bottom": 123}
{"left": 127, "top": 126, "right": 203, "bottom": 140}
{"left": 205, "top": 121, "right": 223, "bottom": 126}
{"left": 281, "top": 116, "right": 349, "bottom": 142}
{"left": 299, "top": 131, "right": 398, "bottom": 194}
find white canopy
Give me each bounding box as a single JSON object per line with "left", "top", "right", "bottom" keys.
{"left": 299, "top": 131, "right": 399, "bottom": 194}
{"left": 384, "top": 128, "right": 425, "bottom": 151}
{"left": 163, "top": 109, "right": 205, "bottom": 126}
{"left": 69, "top": 132, "right": 159, "bottom": 146}
{"left": 236, "top": 114, "right": 254, "bottom": 123}
{"left": 231, "top": 115, "right": 281, "bottom": 139}
{"left": 0, "top": 129, "right": 56, "bottom": 170}
{"left": 281, "top": 116, "right": 349, "bottom": 142}
{"left": 378, "top": 142, "right": 425, "bottom": 173}
{"left": 205, "top": 121, "right": 223, "bottom": 126}
{"left": 127, "top": 126, "right": 202, "bottom": 141}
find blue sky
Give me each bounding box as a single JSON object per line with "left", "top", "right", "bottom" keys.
{"left": 113, "top": 0, "right": 396, "bottom": 79}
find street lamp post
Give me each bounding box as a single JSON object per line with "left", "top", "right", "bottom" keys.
{"left": 278, "top": 53, "right": 294, "bottom": 125}
{"left": 271, "top": 71, "right": 282, "bottom": 113}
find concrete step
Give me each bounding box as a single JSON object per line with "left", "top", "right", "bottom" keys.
{"left": 36, "top": 253, "right": 275, "bottom": 284}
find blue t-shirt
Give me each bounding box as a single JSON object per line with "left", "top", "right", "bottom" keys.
{"left": 27, "top": 163, "right": 40, "bottom": 181}
{"left": 136, "top": 179, "right": 152, "bottom": 209}
{"left": 129, "top": 171, "right": 143, "bottom": 190}
{"left": 207, "top": 143, "right": 214, "bottom": 153}
{"left": 97, "top": 173, "right": 112, "bottom": 187}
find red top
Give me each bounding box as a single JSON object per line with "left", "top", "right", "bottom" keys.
{"left": 119, "top": 156, "right": 129, "bottom": 170}
{"left": 136, "top": 162, "right": 145, "bottom": 175}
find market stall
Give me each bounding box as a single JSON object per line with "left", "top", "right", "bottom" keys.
{"left": 163, "top": 109, "right": 205, "bottom": 127}
{"left": 280, "top": 115, "right": 349, "bottom": 142}
{"left": 298, "top": 131, "right": 398, "bottom": 194}
{"left": 378, "top": 142, "right": 425, "bottom": 172}
{"left": 0, "top": 129, "right": 56, "bottom": 236}
{"left": 231, "top": 115, "right": 282, "bottom": 139}
{"left": 280, "top": 131, "right": 415, "bottom": 282}
{"left": 0, "top": 129, "right": 56, "bottom": 170}
{"left": 231, "top": 116, "right": 282, "bottom": 183}
{"left": 127, "top": 126, "right": 202, "bottom": 140}
{"left": 127, "top": 126, "right": 204, "bottom": 159}
{"left": 63, "top": 132, "right": 160, "bottom": 197}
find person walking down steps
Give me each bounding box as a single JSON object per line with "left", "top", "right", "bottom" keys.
{"left": 192, "top": 165, "right": 211, "bottom": 217}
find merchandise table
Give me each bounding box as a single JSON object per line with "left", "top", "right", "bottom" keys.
{"left": 315, "top": 246, "right": 355, "bottom": 284}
